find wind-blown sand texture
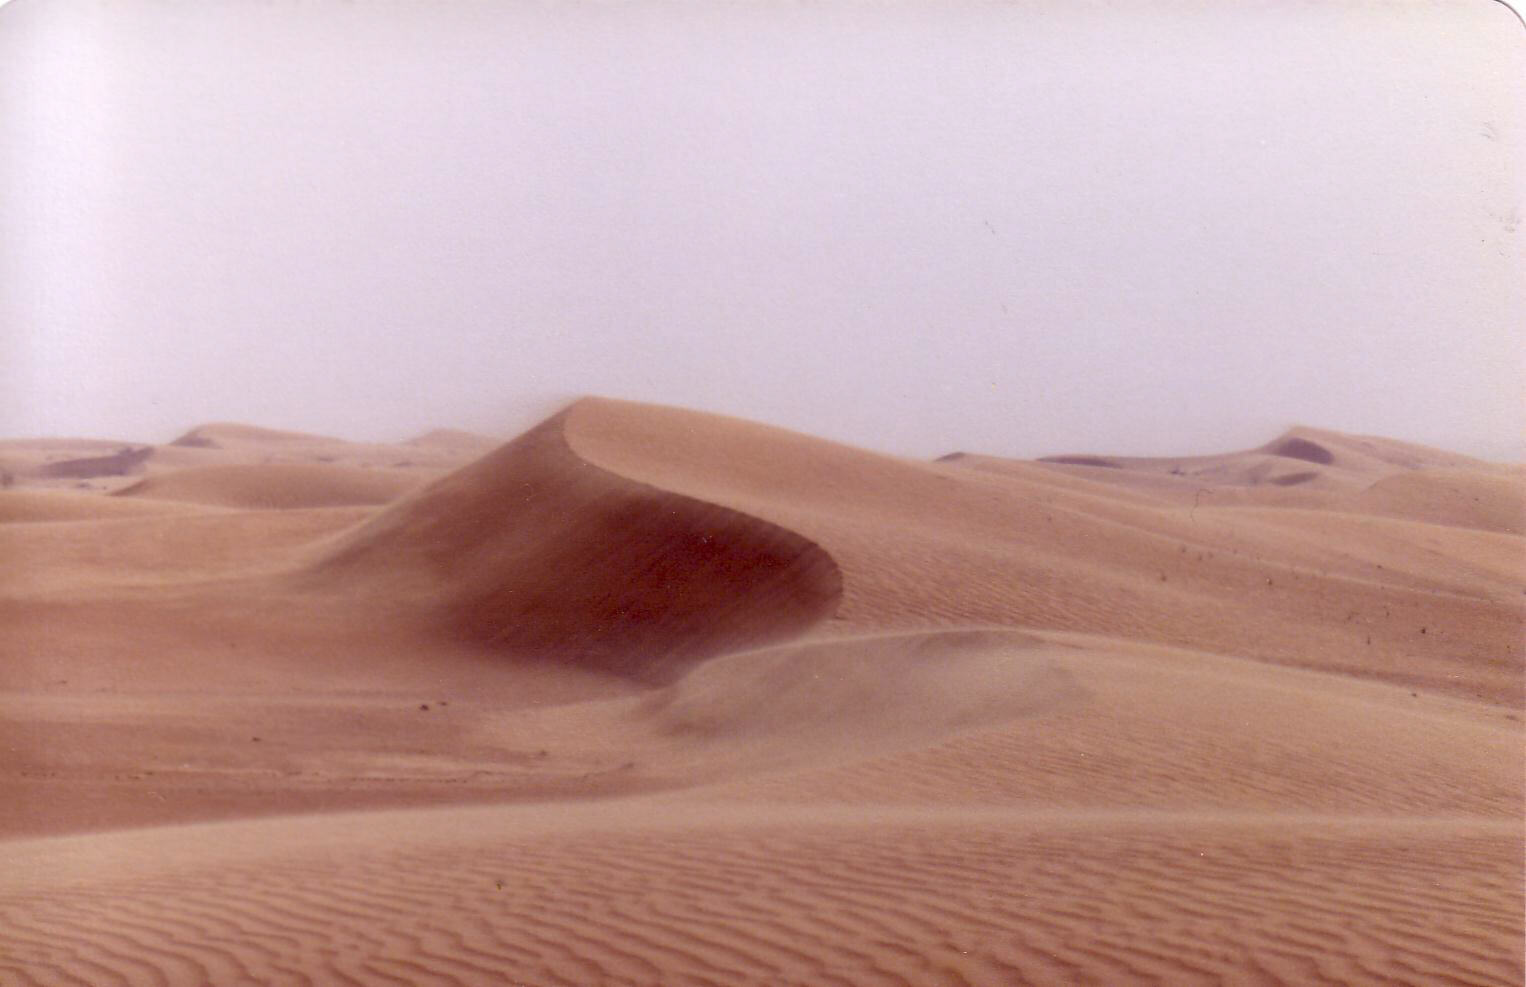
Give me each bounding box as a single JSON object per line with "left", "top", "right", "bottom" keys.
{"left": 2, "top": 399, "right": 1522, "bottom": 985}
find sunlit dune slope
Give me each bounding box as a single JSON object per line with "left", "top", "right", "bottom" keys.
{"left": 0, "top": 489, "right": 209, "bottom": 523}
{"left": 114, "top": 463, "right": 430, "bottom": 509}
{"left": 674, "top": 632, "right": 1521, "bottom": 815}
{"left": 1355, "top": 468, "right": 1526, "bottom": 535}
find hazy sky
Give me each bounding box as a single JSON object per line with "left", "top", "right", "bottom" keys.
{"left": 3, "top": 0, "right": 1522, "bottom": 460}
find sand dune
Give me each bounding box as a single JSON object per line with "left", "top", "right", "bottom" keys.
{"left": 2, "top": 423, "right": 486, "bottom": 498}
{"left": 1017, "top": 427, "right": 1380, "bottom": 495}
{"left": 35, "top": 445, "right": 154, "bottom": 480}
{"left": 1016, "top": 426, "right": 1520, "bottom": 524}
{"left": 163, "top": 422, "right": 496, "bottom": 473}
{"left": 170, "top": 422, "right": 345, "bottom": 448}
{"left": 558, "top": 400, "right": 1522, "bottom": 702}
{"left": 0, "top": 441, "right": 149, "bottom": 493}
{"left": 308, "top": 409, "right": 842, "bottom": 682}
{"left": 1, "top": 398, "right": 1521, "bottom": 985}
{"left": 689, "top": 633, "right": 1521, "bottom": 815}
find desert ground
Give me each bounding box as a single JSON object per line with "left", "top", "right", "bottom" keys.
{"left": 1, "top": 397, "right": 1521, "bottom": 985}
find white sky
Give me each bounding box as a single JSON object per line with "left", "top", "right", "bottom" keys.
{"left": 3, "top": 0, "right": 1522, "bottom": 459}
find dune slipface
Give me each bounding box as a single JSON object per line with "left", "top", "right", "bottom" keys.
{"left": 309, "top": 409, "right": 843, "bottom": 682}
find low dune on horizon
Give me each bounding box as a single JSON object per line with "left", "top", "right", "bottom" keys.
{"left": 2, "top": 397, "right": 1522, "bottom": 985}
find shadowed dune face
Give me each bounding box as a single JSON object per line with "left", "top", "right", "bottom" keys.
{"left": 1267, "top": 436, "right": 1336, "bottom": 465}
{"left": 37, "top": 446, "right": 154, "bottom": 479}
{"left": 1038, "top": 454, "right": 1121, "bottom": 468}
{"left": 1268, "top": 470, "right": 1320, "bottom": 486}
{"left": 309, "top": 412, "right": 843, "bottom": 682}
{"left": 168, "top": 430, "right": 218, "bottom": 448}
{"left": 172, "top": 423, "right": 334, "bottom": 447}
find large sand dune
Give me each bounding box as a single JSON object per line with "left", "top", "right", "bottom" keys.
{"left": 307, "top": 409, "right": 843, "bottom": 682}
{"left": 2, "top": 399, "right": 1521, "bottom": 985}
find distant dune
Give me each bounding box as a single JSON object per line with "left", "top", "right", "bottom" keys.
{"left": 170, "top": 422, "right": 343, "bottom": 448}
{"left": 2, "top": 399, "right": 1521, "bottom": 985}
{"left": 1029, "top": 425, "right": 1499, "bottom": 487}
{"left": 116, "top": 463, "right": 430, "bottom": 510}
{"left": 36, "top": 446, "right": 154, "bottom": 480}
{"left": 1013, "top": 426, "right": 1526, "bottom": 538}
{"left": 405, "top": 427, "right": 502, "bottom": 450}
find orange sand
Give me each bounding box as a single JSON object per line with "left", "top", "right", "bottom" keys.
{"left": 2, "top": 399, "right": 1521, "bottom": 985}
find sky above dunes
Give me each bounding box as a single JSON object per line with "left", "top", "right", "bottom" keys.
{"left": 3, "top": 0, "right": 1522, "bottom": 460}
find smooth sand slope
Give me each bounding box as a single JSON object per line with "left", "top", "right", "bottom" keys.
{"left": 114, "top": 463, "right": 432, "bottom": 510}
{"left": 2, "top": 399, "right": 1521, "bottom": 986}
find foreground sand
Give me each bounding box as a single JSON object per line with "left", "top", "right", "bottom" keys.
{"left": 2, "top": 400, "right": 1522, "bottom": 985}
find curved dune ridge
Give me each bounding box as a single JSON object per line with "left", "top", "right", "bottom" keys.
{"left": 1, "top": 398, "right": 1522, "bottom": 985}
{"left": 307, "top": 407, "right": 843, "bottom": 682}
{"left": 114, "top": 463, "right": 428, "bottom": 510}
